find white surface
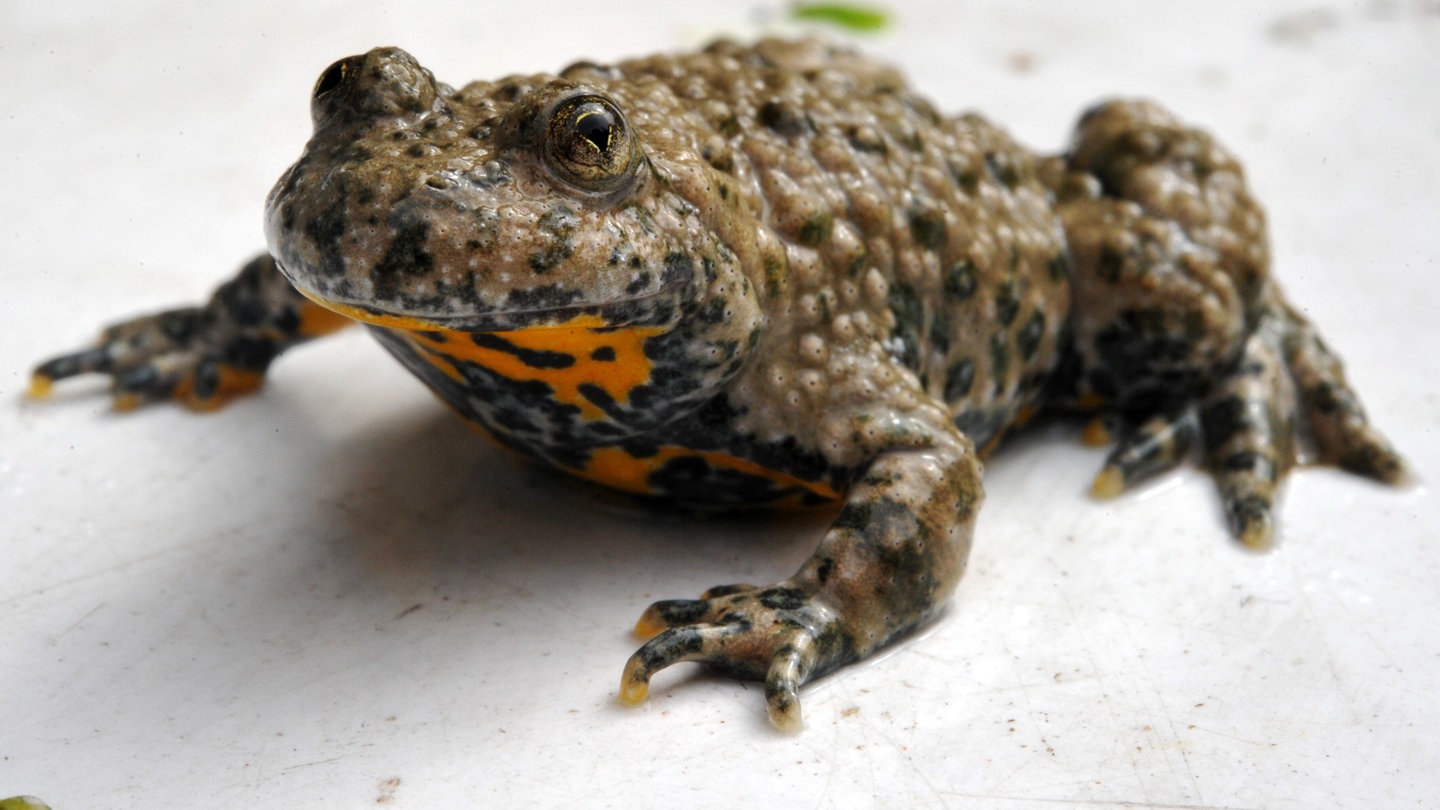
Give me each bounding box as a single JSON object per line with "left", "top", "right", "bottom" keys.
{"left": 3, "top": 2, "right": 1438, "bottom": 807}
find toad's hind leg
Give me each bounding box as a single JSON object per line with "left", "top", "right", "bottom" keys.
{"left": 1196, "top": 302, "right": 1298, "bottom": 547}
{"left": 1199, "top": 296, "right": 1407, "bottom": 547}
{"left": 1282, "top": 303, "right": 1407, "bottom": 485}
{"left": 1053, "top": 99, "right": 1406, "bottom": 545}
{"left": 1091, "top": 408, "right": 1199, "bottom": 498}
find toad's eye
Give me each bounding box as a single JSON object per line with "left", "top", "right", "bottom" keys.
{"left": 313, "top": 56, "right": 355, "bottom": 101}
{"left": 543, "top": 95, "right": 640, "bottom": 193}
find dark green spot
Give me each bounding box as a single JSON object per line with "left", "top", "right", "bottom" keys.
{"left": 984, "top": 151, "right": 1020, "bottom": 188}
{"left": 847, "top": 251, "right": 869, "bottom": 279}
{"left": 760, "top": 100, "right": 811, "bottom": 138}
{"left": 528, "top": 240, "right": 573, "bottom": 273}
{"left": 816, "top": 289, "right": 835, "bottom": 322}
{"left": 763, "top": 255, "right": 786, "bottom": 298}
{"left": 908, "top": 207, "right": 947, "bottom": 252}
{"left": 989, "top": 332, "right": 1009, "bottom": 392}
{"left": 928, "top": 306, "right": 952, "bottom": 354}
{"left": 302, "top": 204, "right": 349, "bottom": 278}
{"left": 948, "top": 159, "right": 980, "bottom": 194}
{"left": 887, "top": 282, "right": 924, "bottom": 371}
{"left": 372, "top": 221, "right": 433, "bottom": 299}
{"left": 944, "top": 260, "right": 977, "bottom": 300}
{"left": 1047, "top": 252, "right": 1069, "bottom": 281}
{"left": 1017, "top": 311, "right": 1046, "bottom": 360}
{"left": 798, "top": 213, "right": 833, "bottom": 247}
{"left": 1097, "top": 244, "right": 1128, "bottom": 283}
{"left": 994, "top": 280, "right": 1019, "bottom": 326}
{"left": 944, "top": 358, "right": 975, "bottom": 401}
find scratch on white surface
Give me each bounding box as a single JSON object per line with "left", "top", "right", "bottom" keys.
{"left": 48, "top": 603, "right": 106, "bottom": 645}
{"left": 280, "top": 755, "right": 346, "bottom": 773}
{"left": 0, "top": 540, "right": 202, "bottom": 609}
{"left": 979, "top": 651, "right": 1056, "bottom": 794}
{"left": 945, "top": 797, "right": 1263, "bottom": 810}
{"left": 1184, "top": 724, "right": 1274, "bottom": 749}
{"left": 1308, "top": 565, "right": 1405, "bottom": 679}
{"left": 1135, "top": 653, "right": 1205, "bottom": 804}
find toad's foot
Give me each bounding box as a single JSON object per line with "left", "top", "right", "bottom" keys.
{"left": 1201, "top": 298, "right": 1405, "bottom": 548}
{"left": 620, "top": 439, "right": 983, "bottom": 730}
{"left": 1092, "top": 295, "right": 1408, "bottom": 549}
{"left": 31, "top": 254, "right": 349, "bottom": 410}
{"left": 1090, "top": 409, "right": 1199, "bottom": 498}
{"left": 33, "top": 306, "right": 264, "bottom": 410}
{"left": 620, "top": 583, "right": 842, "bottom": 733}
{"left": 1055, "top": 100, "right": 1406, "bottom": 547}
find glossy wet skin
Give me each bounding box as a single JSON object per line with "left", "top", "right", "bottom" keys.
{"left": 34, "top": 38, "right": 1406, "bottom": 731}
{"left": 265, "top": 41, "right": 1071, "bottom": 493}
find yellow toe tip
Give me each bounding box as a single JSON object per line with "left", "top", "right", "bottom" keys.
{"left": 1090, "top": 466, "right": 1125, "bottom": 499}
{"left": 1240, "top": 520, "right": 1275, "bottom": 552}
{"left": 1080, "top": 418, "right": 1113, "bottom": 448}
{"left": 27, "top": 374, "right": 53, "bottom": 399}
{"left": 632, "top": 615, "right": 666, "bottom": 640}
{"left": 618, "top": 679, "right": 649, "bottom": 706}
{"left": 767, "top": 705, "right": 804, "bottom": 734}
{"left": 618, "top": 657, "right": 651, "bottom": 706}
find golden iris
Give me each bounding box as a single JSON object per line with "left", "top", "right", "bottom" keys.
{"left": 543, "top": 95, "right": 640, "bottom": 193}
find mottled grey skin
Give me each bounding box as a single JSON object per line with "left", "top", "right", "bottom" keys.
{"left": 34, "top": 39, "right": 1405, "bottom": 731}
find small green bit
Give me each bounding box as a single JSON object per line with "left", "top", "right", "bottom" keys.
{"left": 791, "top": 3, "right": 891, "bottom": 31}
{"left": 0, "top": 798, "right": 53, "bottom": 810}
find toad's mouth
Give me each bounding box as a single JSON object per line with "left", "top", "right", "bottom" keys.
{"left": 277, "top": 252, "right": 690, "bottom": 335}
{"left": 293, "top": 284, "right": 680, "bottom": 334}
{"left": 273, "top": 247, "right": 695, "bottom": 334}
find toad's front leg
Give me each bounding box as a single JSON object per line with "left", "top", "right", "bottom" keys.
{"left": 619, "top": 434, "right": 982, "bottom": 731}
{"left": 31, "top": 254, "right": 351, "bottom": 410}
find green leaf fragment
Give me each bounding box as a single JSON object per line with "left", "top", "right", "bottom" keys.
{"left": 0, "top": 799, "right": 53, "bottom": 810}
{"left": 790, "top": 3, "right": 891, "bottom": 31}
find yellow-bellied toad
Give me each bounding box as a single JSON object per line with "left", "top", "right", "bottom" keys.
{"left": 33, "top": 39, "right": 1407, "bottom": 731}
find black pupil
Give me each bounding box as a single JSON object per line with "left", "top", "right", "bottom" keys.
{"left": 574, "top": 107, "right": 615, "bottom": 153}
{"left": 315, "top": 61, "right": 346, "bottom": 98}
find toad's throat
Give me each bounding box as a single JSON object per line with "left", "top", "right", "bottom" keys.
{"left": 389, "top": 314, "right": 665, "bottom": 423}
{"left": 290, "top": 284, "right": 673, "bottom": 421}
{"left": 302, "top": 289, "right": 840, "bottom": 506}
{"left": 382, "top": 319, "right": 842, "bottom": 505}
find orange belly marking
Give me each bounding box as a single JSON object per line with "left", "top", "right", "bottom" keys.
{"left": 393, "top": 314, "right": 666, "bottom": 421}
{"left": 582, "top": 445, "right": 839, "bottom": 501}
